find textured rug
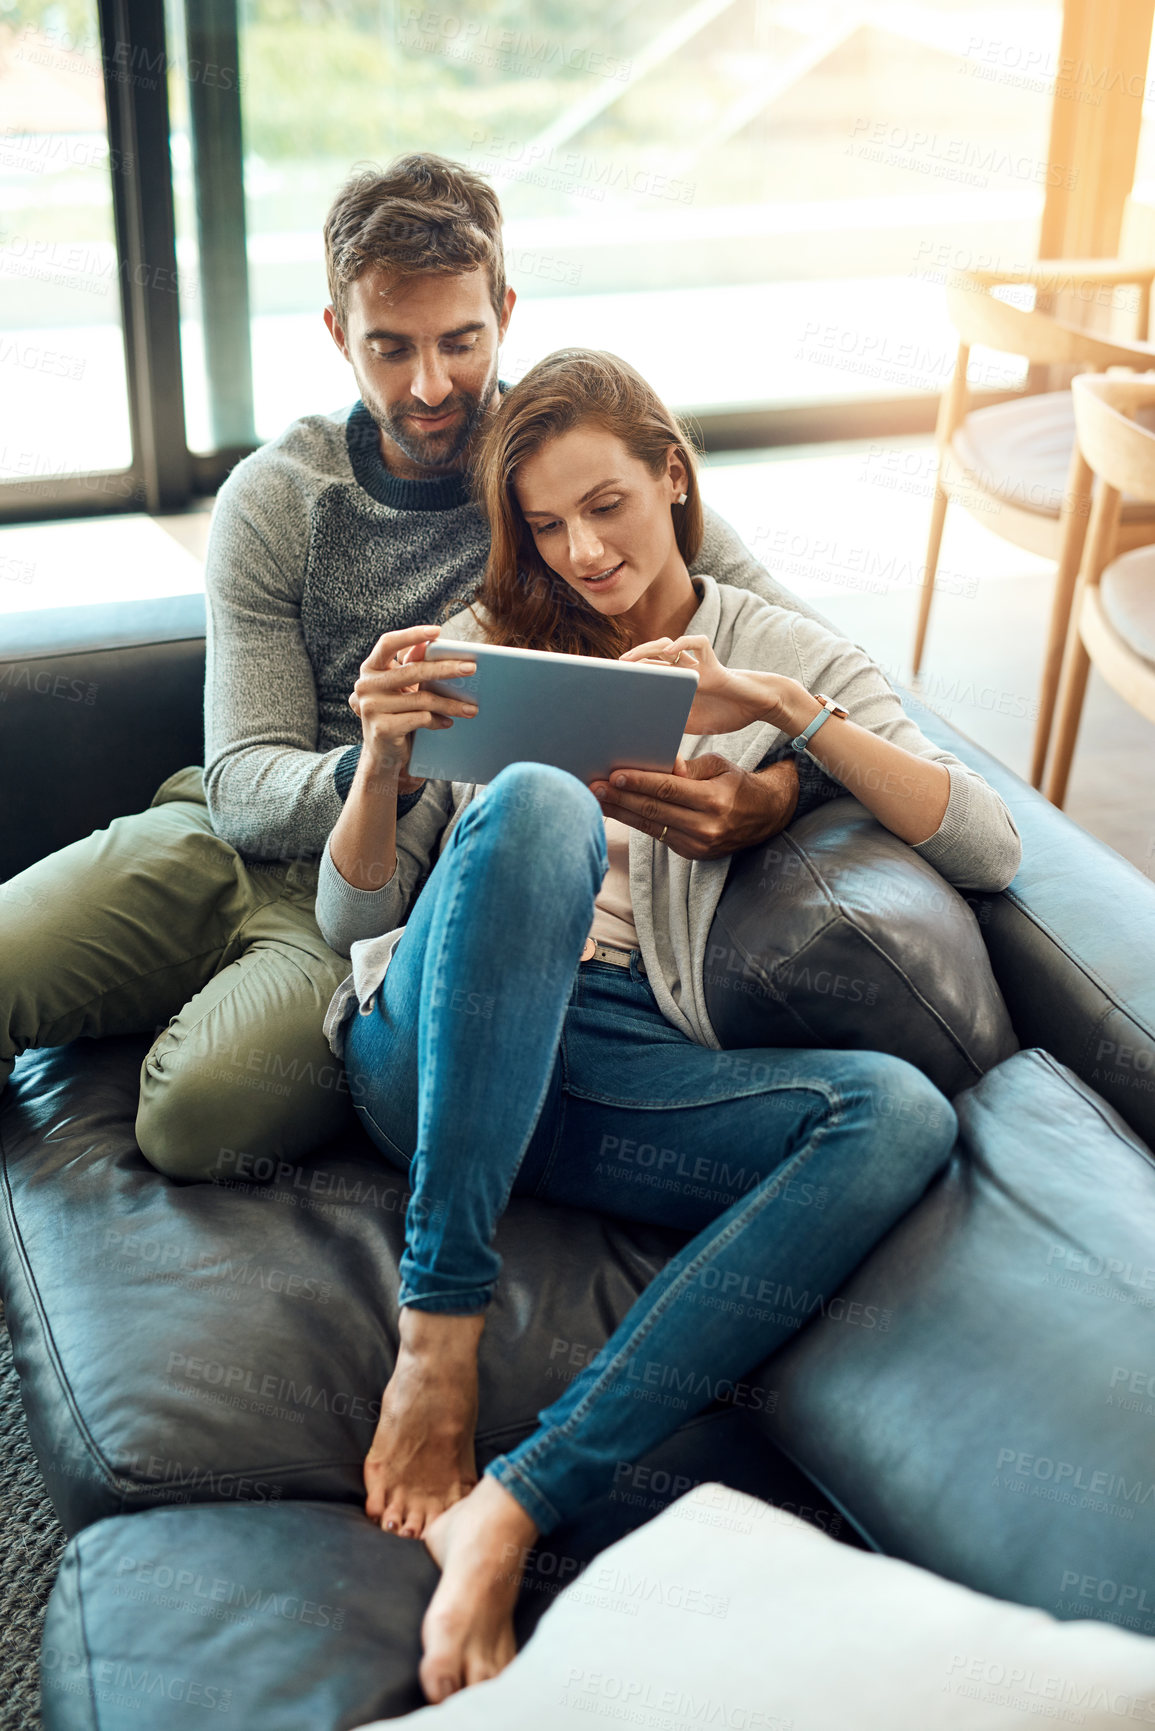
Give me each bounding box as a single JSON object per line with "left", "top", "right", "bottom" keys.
{"left": 0, "top": 1303, "right": 66, "bottom": 1731}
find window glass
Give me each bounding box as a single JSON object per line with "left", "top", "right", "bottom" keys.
{"left": 0, "top": 1, "right": 134, "bottom": 487}
{"left": 177, "top": 0, "right": 1063, "bottom": 444}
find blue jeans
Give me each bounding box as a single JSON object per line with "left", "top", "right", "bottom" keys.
{"left": 343, "top": 763, "right": 959, "bottom": 1533}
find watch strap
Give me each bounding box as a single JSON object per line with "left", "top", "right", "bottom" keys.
{"left": 789, "top": 693, "right": 847, "bottom": 754}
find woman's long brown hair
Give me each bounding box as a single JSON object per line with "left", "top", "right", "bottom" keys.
{"left": 470, "top": 349, "right": 704, "bottom": 658}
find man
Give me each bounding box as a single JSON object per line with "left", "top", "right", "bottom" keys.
{"left": 1, "top": 152, "right": 827, "bottom": 1181}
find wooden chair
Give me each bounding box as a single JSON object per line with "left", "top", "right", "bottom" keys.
{"left": 1044, "top": 373, "right": 1155, "bottom": 809}
{"left": 914, "top": 261, "right": 1155, "bottom": 788}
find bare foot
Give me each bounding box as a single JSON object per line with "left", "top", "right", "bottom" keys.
{"left": 364, "top": 1308, "right": 485, "bottom": 1539}
{"left": 419, "top": 1474, "right": 539, "bottom": 1703}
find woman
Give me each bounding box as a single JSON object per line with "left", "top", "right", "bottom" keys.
{"left": 315, "top": 350, "right": 1021, "bottom": 1703}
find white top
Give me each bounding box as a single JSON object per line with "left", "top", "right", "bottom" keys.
{"left": 589, "top": 816, "right": 641, "bottom": 953}
{"left": 315, "top": 575, "right": 1024, "bottom": 1060}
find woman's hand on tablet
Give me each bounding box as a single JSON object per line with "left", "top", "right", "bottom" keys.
{"left": 349, "top": 624, "right": 478, "bottom": 782}
{"left": 619, "top": 634, "right": 798, "bottom": 735}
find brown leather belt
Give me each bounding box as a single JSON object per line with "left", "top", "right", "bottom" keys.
{"left": 580, "top": 937, "right": 637, "bottom": 969}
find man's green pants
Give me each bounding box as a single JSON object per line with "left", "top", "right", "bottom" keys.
{"left": 0, "top": 767, "right": 356, "bottom": 1180}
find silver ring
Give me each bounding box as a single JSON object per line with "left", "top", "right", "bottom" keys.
{"left": 658, "top": 824, "right": 668, "bottom": 843}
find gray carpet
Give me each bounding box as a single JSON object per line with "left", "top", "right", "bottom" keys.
{"left": 0, "top": 1303, "right": 66, "bottom": 1731}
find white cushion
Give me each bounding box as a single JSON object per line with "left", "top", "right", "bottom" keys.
{"left": 370, "top": 1485, "right": 1155, "bottom": 1730}
{"left": 1101, "top": 545, "right": 1155, "bottom": 667}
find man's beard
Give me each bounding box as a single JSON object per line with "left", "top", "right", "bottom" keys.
{"left": 366, "top": 362, "right": 499, "bottom": 473}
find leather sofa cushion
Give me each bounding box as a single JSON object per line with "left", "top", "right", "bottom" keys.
{"left": 39, "top": 1502, "right": 435, "bottom": 1730}
{"left": 895, "top": 687, "right": 1155, "bottom": 1152}
{"left": 0, "top": 1035, "right": 841, "bottom": 1539}
{"left": 754, "top": 1047, "right": 1155, "bottom": 1619}
{"left": 38, "top": 1422, "right": 852, "bottom": 1731}
{"left": 705, "top": 795, "right": 1020, "bottom": 1098}
{"left": 0, "top": 596, "right": 206, "bottom": 882}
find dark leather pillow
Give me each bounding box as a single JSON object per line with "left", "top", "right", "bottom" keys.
{"left": 705, "top": 795, "right": 1018, "bottom": 1098}
{"left": 751, "top": 1048, "right": 1155, "bottom": 1617}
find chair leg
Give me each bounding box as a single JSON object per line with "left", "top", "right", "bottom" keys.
{"left": 1031, "top": 451, "right": 1092, "bottom": 789}
{"left": 1044, "top": 612, "right": 1093, "bottom": 811}
{"left": 913, "top": 482, "right": 949, "bottom": 676}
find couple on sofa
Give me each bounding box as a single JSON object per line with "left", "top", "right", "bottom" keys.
{"left": 0, "top": 153, "right": 1022, "bottom": 1704}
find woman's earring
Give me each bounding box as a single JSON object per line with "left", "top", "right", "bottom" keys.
{"left": 677, "top": 492, "right": 688, "bottom": 505}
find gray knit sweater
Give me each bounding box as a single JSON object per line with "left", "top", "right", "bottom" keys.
{"left": 203, "top": 400, "right": 847, "bottom": 862}
{"left": 315, "top": 575, "right": 1023, "bottom": 1060}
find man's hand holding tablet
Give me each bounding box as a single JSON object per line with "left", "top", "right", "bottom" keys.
{"left": 590, "top": 632, "right": 806, "bottom": 861}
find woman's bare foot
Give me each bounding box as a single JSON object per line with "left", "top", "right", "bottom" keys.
{"left": 419, "top": 1474, "right": 539, "bottom": 1703}
{"left": 364, "top": 1308, "right": 485, "bottom": 1539}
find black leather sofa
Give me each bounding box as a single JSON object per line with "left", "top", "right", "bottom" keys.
{"left": 3, "top": 592, "right": 1155, "bottom": 1730}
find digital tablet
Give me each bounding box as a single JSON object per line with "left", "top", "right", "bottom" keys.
{"left": 407, "top": 637, "right": 699, "bottom": 786}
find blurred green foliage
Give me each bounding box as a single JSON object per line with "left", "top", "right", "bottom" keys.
{"left": 235, "top": 1, "right": 612, "bottom": 162}
{"left": 3, "top": 0, "right": 95, "bottom": 41}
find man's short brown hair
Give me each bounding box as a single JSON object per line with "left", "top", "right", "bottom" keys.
{"left": 323, "top": 153, "right": 506, "bottom": 327}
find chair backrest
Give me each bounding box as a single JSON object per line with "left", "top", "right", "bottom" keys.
{"left": 946, "top": 276, "right": 1155, "bottom": 370}
{"left": 1071, "top": 373, "right": 1155, "bottom": 502}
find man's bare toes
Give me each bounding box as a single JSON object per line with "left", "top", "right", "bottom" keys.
{"left": 465, "top": 1631, "right": 514, "bottom": 1687}
{"left": 419, "top": 1613, "right": 469, "bottom": 1704}
{"left": 419, "top": 1659, "right": 462, "bottom": 1706}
